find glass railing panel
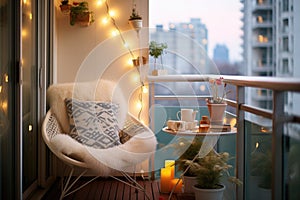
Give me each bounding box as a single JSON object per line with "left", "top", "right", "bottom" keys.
{"left": 245, "top": 115, "right": 272, "bottom": 200}
{"left": 286, "top": 123, "right": 300, "bottom": 200}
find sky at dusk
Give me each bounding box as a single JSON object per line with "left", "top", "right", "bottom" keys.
{"left": 149, "top": 0, "right": 243, "bottom": 62}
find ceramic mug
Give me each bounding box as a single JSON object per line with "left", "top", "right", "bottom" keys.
{"left": 185, "top": 120, "right": 198, "bottom": 130}
{"left": 177, "top": 109, "right": 198, "bottom": 122}
{"left": 167, "top": 120, "right": 186, "bottom": 131}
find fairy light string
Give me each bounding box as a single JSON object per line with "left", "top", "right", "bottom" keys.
{"left": 104, "top": 0, "right": 135, "bottom": 58}
{"left": 102, "top": 0, "right": 146, "bottom": 121}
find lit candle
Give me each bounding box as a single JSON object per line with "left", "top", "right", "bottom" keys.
{"left": 160, "top": 167, "right": 171, "bottom": 193}
{"left": 164, "top": 160, "right": 175, "bottom": 179}
{"left": 170, "top": 178, "right": 183, "bottom": 193}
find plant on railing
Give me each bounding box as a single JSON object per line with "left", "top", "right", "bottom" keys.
{"left": 207, "top": 77, "right": 230, "bottom": 104}
{"left": 149, "top": 41, "right": 168, "bottom": 75}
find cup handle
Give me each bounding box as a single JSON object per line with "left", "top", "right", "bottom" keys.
{"left": 176, "top": 111, "right": 181, "bottom": 121}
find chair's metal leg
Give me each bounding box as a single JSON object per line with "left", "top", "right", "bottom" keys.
{"left": 59, "top": 167, "right": 99, "bottom": 199}
{"left": 112, "top": 172, "right": 151, "bottom": 200}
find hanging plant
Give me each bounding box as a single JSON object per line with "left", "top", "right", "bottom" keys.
{"left": 60, "top": 0, "right": 71, "bottom": 14}
{"left": 70, "top": 1, "right": 94, "bottom": 26}
{"left": 128, "top": 3, "right": 142, "bottom": 30}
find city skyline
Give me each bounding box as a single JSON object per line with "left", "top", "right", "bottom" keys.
{"left": 149, "top": 0, "right": 243, "bottom": 63}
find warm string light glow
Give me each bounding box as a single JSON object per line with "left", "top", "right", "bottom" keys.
{"left": 255, "top": 142, "right": 259, "bottom": 149}
{"left": 4, "top": 74, "right": 8, "bottom": 83}
{"left": 97, "top": 0, "right": 104, "bottom": 6}
{"left": 99, "top": 0, "right": 146, "bottom": 121}
{"left": 142, "top": 85, "right": 148, "bottom": 94}
{"left": 28, "top": 125, "right": 33, "bottom": 132}
{"left": 22, "top": 29, "right": 27, "bottom": 37}
{"left": 102, "top": 0, "right": 135, "bottom": 58}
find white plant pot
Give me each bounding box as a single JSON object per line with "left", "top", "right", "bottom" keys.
{"left": 258, "top": 187, "right": 271, "bottom": 199}
{"left": 128, "top": 19, "right": 143, "bottom": 30}
{"left": 249, "top": 176, "right": 263, "bottom": 200}
{"left": 151, "top": 69, "right": 168, "bottom": 76}
{"left": 183, "top": 176, "right": 197, "bottom": 194}
{"left": 193, "top": 184, "right": 225, "bottom": 200}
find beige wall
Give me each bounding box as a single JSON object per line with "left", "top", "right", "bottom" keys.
{"left": 54, "top": 0, "right": 149, "bottom": 83}
{"left": 53, "top": 0, "right": 149, "bottom": 121}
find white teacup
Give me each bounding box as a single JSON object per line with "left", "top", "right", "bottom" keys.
{"left": 177, "top": 109, "right": 198, "bottom": 122}
{"left": 185, "top": 120, "right": 198, "bottom": 130}
{"left": 167, "top": 120, "right": 186, "bottom": 131}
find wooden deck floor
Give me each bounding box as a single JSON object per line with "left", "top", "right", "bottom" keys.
{"left": 42, "top": 177, "right": 195, "bottom": 200}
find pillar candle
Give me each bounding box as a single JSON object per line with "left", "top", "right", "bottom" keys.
{"left": 160, "top": 167, "right": 171, "bottom": 193}
{"left": 164, "top": 160, "right": 175, "bottom": 179}
{"left": 170, "top": 178, "right": 183, "bottom": 193}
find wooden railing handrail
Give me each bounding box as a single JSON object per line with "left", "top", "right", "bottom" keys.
{"left": 147, "top": 74, "right": 300, "bottom": 92}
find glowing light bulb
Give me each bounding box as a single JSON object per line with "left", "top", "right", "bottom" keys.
{"left": 123, "top": 42, "right": 129, "bottom": 48}
{"left": 2, "top": 101, "right": 7, "bottom": 111}
{"left": 97, "top": 0, "right": 104, "bottom": 6}
{"left": 111, "top": 30, "right": 119, "bottom": 37}
{"left": 4, "top": 74, "right": 8, "bottom": 83}
{"left": 102, "top": 17, "right": 108, "bottom": 24}
{"left": 0, "top": 85, "right": 2, "bottom": 93}
{"left": 22, "top": 29, "right": 27, "bottom": 37}
{"left": 28, "top": 125, "right": 33, "bottom": 132}
{"left": 230, "top": 118, "right": 236, "bottom": 128}
{"left": 127, "top": 58, "right": 133, "bottom": 66}
{"left": 255, "top": 142, "right": 259, "bottom": 149}
{"left": 136, "top": 101, "right": 142, "bottom": 109}
{"left": 23, "top": 0, "right": 27, "bottom": 5}
{"left": 109, "top": 10, "right": 115, "bottom": 17}
{"left": 142, "top": 86, "right": 148, "bottom": 94}
{"left": 29, "top": 13, "right": 32, "bottom": 20}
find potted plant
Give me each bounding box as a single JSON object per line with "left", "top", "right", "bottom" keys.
{"left": 176, "top": 137, "right": 203, "bottom": 193}
{"left": 132, "top": 56, "right": 146, "bottom": 67}
{"left": 254, "top": 150, "right": 272, "bottom": 199}
{"left": 191, "top": 150, "right": 242, "bottom": 200}
{"left": 60, "top": 0, "right": 71, "bottom": 14}
{"left": 206, "top": 77, "right": 230, "bottom": 125}
{"left": 149, "top": 41, "right": 168, "bottom": 76}
{"left": 70, "top": 1, "right": 94, "bottom": 26}
{"left": 128, "top": 4, "right": 142, "bottom": 30}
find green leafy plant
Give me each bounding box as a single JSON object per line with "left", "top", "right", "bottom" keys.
{"left": 70, "top": 1, "right": 94, "bottom": 26}
{"left": 149, "top": 41, "right": 167, "bottom": 70}
{"left": 251, "top": 150, "right": 272, "bottom": 189}
{"left": 176, "top": 138, "right": 203, "bottom": 177}
{"left": 129, "top": 4, "right": 142, "bottom": 20}
{"left": 194, "top": 150, "right": 241, "bottom": 189}
{"left": 176, "top": 137, "right": 241, "bottom": 189}
{"left": 61, "top": 0, "right": 69, "bottom": 5}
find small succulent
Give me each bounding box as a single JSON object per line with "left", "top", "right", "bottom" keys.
{"left": 129, "top": 4, "right": 142, "bottom": 20}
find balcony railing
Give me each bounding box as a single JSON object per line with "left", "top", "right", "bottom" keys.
{"left": 148, "top": 75, "right": 300, "bottom": 200}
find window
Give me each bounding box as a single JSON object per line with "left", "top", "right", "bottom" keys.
{"left": 282, "top": 37, "right": 289, "bottom": 52}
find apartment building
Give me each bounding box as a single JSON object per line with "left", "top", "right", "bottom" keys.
{"left": 242, "top": 0, "right": 300, "bottom": 112}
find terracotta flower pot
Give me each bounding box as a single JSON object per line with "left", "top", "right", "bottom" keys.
{"left": 70, "top": 12, "right": 92, "bottom": 26}
{"left": 207, "top": 103, "right": 227, "bottom": 125}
